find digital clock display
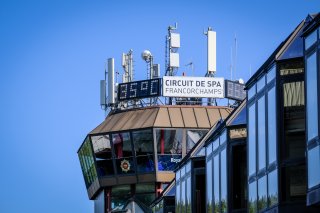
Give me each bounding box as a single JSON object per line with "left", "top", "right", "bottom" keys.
{"left": 118, "top": 78, "right": 161, "bottom": 101}
{"left": 225, "top": 80, "right": 246, "bottom": 101}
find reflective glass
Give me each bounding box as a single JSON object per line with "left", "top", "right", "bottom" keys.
{"left": 249, "top": 181, "right": 257, "bottom": 213}
{"left": 132, "top": 129, "right": 154, "bottom": 173}
{"left": 112, "top": 132, "right": 135, "bottom": 174}
{"left": 181, "top": 179, "right": 186, "bottom": 212}
{"left": 196, "top": 147, "right": 206, "bottom": 157}
{"left": 187, "top": 129, "right": 208, "bottom": 153}
{"left": 248, "top": 84, "right": 256, "bottom": 100}
{"left": 156, "top": 129, "right": 182, "bottom": 171}
{"left": 136, "top": 183, "right": 155, "bottom": 193}
{"left": 305, "top": 29, "right": 317, "bottom": 50}
{"left": 176, "top": 181, "right": 181, "bottom": 213}
{"left": 306, "top": 53, "right": 318, "bottom": 141}
{"left": 214, "top": 155, "right": 220, "bottom": 213}
{"left": 248, "top": 104, "right": 256, "bottom": 175}
{"left": 308, "top": 146, "right": 320, "bottom": 188}
{"left": 267, "top": 66, "right": 276, "bottom": 84}
{"left": 257, "top": 75, "right": 266, "bottom": 92}
{"left": 213, "top": 137, "right": 219, "bottom": 152}
{"left": 258, "top": 96, "right": 266, "bottom": 170}
{"left": 268, "top": 87, "right": 277, "bottom": 164}
{"left": 186, "top": 176, "right": 191, "bottom": 213}
{"left": 91, "top": 135, "right": 114, "bottom": 176}
{"left": 206, "top": 143, "right": 213, "bottom": 157}
{"left": 221, "top": 149, "right": 227, "bottom": 213}
{"left": 220, "top": 130, "right": 227, "bottom": 145}
{"left": 206, "top": 159, "right": 213, "bottom": 213}
{"left": 186, "top": 162, "right": 191, "bottom": 173}
{"left": 258, "top": 176, "right": 267, "bottom": 211}
{"left": 268, "top": 169, "right": 278, "bottom": 207}
{"left": 176, "top": 169, "right": 181, "bottom": 181}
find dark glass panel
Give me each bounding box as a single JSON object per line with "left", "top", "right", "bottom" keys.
{"left": 176, "top": 181, "right": 181, "bottom": 213}
{"left": 91, "top": 135, "right": 114, "bottom": 176}
{"left": 132, "top": 129, "right": 155, "bottom": 173}
{"left": 248, "top": 84, "right": 256, "bottom": 100}
{"left": 221, "top": 149, "right": 227, "bottom": 213}
{"left": 186, "top": 176, "right": 191, "bottom": 213}
{"left": 268, "top": 87, "right": 277, "bottom": 165}
{"left": 214, "top": 155, "right": 220, "bottom": 213}
{"left": 112, "top": 132, "right": 135, "bottom": 174}
{"left": 187, "top": 129, "right": 208, "bottom": 153}
{"left": 305, "top": 29, "right": 317, "bottom": 50}
{"left": 282, "top": 165, "right": 306, "bottom": 201}
{"left": 156, "top": 129, "right": 182, "bottom": 171}
{"left": 257, "top": 75, "right": 266, "bottom": 92}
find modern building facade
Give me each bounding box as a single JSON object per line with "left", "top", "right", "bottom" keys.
{"left": 78, "top": 105, "right": 231, "bottom": 212}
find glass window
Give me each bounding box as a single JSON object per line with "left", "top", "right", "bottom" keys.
{"left": 305, "top": 29, "right": 317, "bottom": 50}
{"left": 112, "top": 132, "right": 135, "bottom": 174}
{"left": 136, "top": 183, "right": 154, "bottom": 193}
{"left": 248, "top": 84, "right": 256, "bottom": 100}
{"left": 220, "top": 130, "right": 227, "bottom": 145}
{"left": 214, "top": 155, "right": 220, "bottom": 213}
{"left": 206, "top": 159, "right": 213, "bottom": 213}
{"left": 132, "top": 129, "right": 154, "bottom": 173}
{"left": 176, "top": 169, "right": 181, "bottom": 181}
{"left": 268, "top": 169, "right": 278, "bottom": 207}
{"left": 257, "top": 75, "right": 266, "bottom": 92}
{"left": 181, "top": 179, "right": 186, "bottom": 212}
{"left": 206, "top": 143, "right": 213, "bottom": 156}
{"left": 176, "top": 180, "right": 181, "bottom": 213}
{"left": 248, "top": 104, "right": 256, "bottom": 175}
{"left": 196, "top": 147, "right": 206, "bottom": 157}
{"left": 306, "top": 52, "right": 318, "bottom": 141}
{"left": 91, "top": 135, "right": 114, "bottom": 176}
{"left": 187, "top": 129, "right": 208, "bottom": 153}
{"left": 268, "top": 87, "right": 277, "bottom": 165}
{"left": 213, "top": 137, "right": 219, "bottom": 152}
{"left": 308, "top": 146, "right": 320, "bottom": 188}
{"left": 258, "top": 176, "right": 267, "bottom": 211}
{"left": 258, "top": 96, "right": 266, "bottom": 170}
{"left": 181, "top": 165, "right": 186, "bottom": 177}
{"left": 283, "top": 165, "right": 306, "bottom": 200}
{"left": 221, "top": 149, "right": 227, "bottom": 213}
{"left": 249, "top": 181, "right": 257, "bottom": 213}
{"left": 156, "top": 129, "right": 183, "bottom": 171}
{"left": 186, "top": 162, "right": 191, "bottom": 173}
{"left": 111, "top": 185, "right": 131, "bottom": 209}
{"left": 186, "top": 176, "right": 192, "bottom": 213}
{"left": 267, "top": 66, "right": 276, "bottom": 84}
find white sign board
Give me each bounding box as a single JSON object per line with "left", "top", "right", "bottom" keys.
{"left": 163, "top": 76, "right": 224, "bottom": 98}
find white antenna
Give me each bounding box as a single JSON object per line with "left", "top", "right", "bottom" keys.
{"left": 107, "top": 58, "right": 115, "bottom": 105}
{"left": 204, "top": 27, "right": 216, "bottom": 76}
{"left": 165, "top": 23, "right": 180, "bottom": 76}
{"left": 234, "top": 33, "right": 237, "bottom": 80}
{"left": 122, "top": 49, "right": 134, "bottom": 83}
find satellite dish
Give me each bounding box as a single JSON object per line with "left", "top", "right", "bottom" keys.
{"left": 141, "top": 50, "right": 152, "bottom": 61}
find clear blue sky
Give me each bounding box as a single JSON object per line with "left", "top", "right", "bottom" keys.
{"left": 0, "top": 0, "right": 318, "bottom": 212}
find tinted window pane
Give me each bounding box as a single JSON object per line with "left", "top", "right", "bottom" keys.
{"left": 176, "top": 181, "right": 181, "bottom": 213}
{"left": 187, "top": 130, "right": 208, "bottom": 153}
{"left": 206, "top": 159, "right": 213, "bottom": 213}
{"left": 132, "top": 130, "right": 154, "bottom": 173}
{"left": 248, "top": 104, "right": 256, "bottom": 175}
{"left": 186, "top": 176, "right": 191, "bottom": 213}
{"left": 181, "top": 179, "right": 186, "bottom": 212}
{"left": 267, "top": 66, "right": 276, "bottom": 84}
{"left": 257, "top": 75, "right": 266, "bottom": 92}
{"left": 305, "top": 29, "right": 317, "bottom": 50}
{"left": 308, "top": 146, "right": 320, "bottom": 188}
{"left": 220, "top": 130, "right": 227, "bottom": 145}
{"left": 268, "top": 87, "right": 277, "bottom": 164}
{"left": 112, "top": 132, "right": 135, "bottom": 174}
{"left": 156, "top": 129, "right": 182, "bottom": 171}
{"left": 213, "top": 137, "right": 219, "bottom": 152}
{"left": 268, "top": 169, "right": 278, "bottom": 207}
{"left": 258, "top": 96, "right": 266, "bottom": 170}
{"left": 221, "top": 149, "right": 227, "bottom": 213}
{"left": 91, "top": 135, "right": 114, "bottom": 176}
{"left": 306, "top": 53, "right": 318, "bottom": 141}
{"left": 214, "top": 155, "right": 220, "bottom": 213}
{"left": 258, "top": 176, "right": 267, "bottom": 211}
{"left": 248, "top": 84, "right": 256, "bottom": 100}
{"left": 249, "top": 181, "right": 257, "bottom": 213}
{"left": 206, "top": 143, "right": 213, "bottom": 156}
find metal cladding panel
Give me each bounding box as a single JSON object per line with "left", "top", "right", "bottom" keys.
{"left": 100, "top": 80, "right": 106, "bottom": 105}
{"left": 141, "top": 108, "right": 159, "bottom": 128}
{"left": 181, "top": 108, "right": 197, "bottom": 128}
{"left": 131, "top": 109, "right": 154, "bottom": 129}
{"left": 153, "top": 108, "right": 171, "bottom": 127}
{"left": 121, "top": 110, "right": 143, "bottom": 130}
{"left": 206, "top": 108, "right": 222, "bottom": 126}
{"left": 170, "top": 33, "right": 180, "bottom": 48}
{"left": 90, "top": 116, "right": 113, "bottom": 134}
{"left": 208, "top": 30, "right": 216, "bottom": 72}
{"left": 194, "top": 108, "right": 210, "bottom": 128}
{"left": 220, "top": 108, "right": 232, "bottom": 120}
{"left": 110, "top": 111, "right": 134, "bottom": 131}
{"left": 168, "top": 108, "right": 184, "bottom": 128}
